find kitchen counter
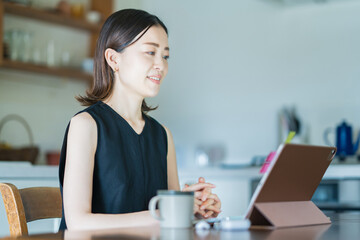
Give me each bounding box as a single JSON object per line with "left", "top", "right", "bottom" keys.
{"left": 1, "top": 161, "right": 360, "bottom": 181}
{"left": 179, "top": 163, "right": 360, "bottom": 180}
{"left": 0, "top": 162, "right": 58, "bottom": 179}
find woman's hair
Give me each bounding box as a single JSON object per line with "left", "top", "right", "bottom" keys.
{"left": 76, "top": 9, "right": 168, "bottom": 113}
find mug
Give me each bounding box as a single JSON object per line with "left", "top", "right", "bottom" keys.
{"left": 149, "top": 190, "right": 194, "bottom": 228}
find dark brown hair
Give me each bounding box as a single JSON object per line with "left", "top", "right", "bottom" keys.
{"left": 76, "top": 9, "right": 168, "bottom": 113}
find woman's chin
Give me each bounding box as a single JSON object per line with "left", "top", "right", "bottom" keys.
{"left": 145, "top": 88, "right": 161, "bottom": 98}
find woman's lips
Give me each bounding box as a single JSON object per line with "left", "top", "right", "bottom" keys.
{"left": 147, "top": 76, "right": 161, "bottom": 85}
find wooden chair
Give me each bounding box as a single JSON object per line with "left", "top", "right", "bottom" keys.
{"left": 0, "top": 183, "right": 62, "bottom": 237}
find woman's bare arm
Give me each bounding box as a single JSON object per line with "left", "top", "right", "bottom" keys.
{"left": 163, "top": 126, "right": 180, "bottom": 191}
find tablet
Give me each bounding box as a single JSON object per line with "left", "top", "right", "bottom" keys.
{"left": 244, "top": 144, "right": 336, "bottom": 228}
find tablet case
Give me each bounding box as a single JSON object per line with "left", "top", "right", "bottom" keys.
{"left": 250, "top": 201, "right": 330, "bottom": 228}
{"left": 247, "top": 144, "right": 336, "bottom": 229}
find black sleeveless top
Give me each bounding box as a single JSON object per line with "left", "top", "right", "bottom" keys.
{"left": 58, "top": 101, "right": 168, "bottom": 230}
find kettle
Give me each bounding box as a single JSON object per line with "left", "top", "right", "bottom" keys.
{"left": 324, "top": 121, "right": 360, "bottom": 159}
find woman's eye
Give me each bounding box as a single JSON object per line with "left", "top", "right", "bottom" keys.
{"left": 146, "top": 51, "right": 155, "bottom": 55}
{"left": 163, "top": 56, "right": 170, "bottom": 60}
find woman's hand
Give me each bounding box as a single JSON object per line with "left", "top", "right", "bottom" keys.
{"left": 182, "top": 177, "right": 221, "bottom": 219}
{"left": 197, "top": 177, "right": 221, "bottom": 219}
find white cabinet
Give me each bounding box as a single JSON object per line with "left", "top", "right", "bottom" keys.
{"left": 0, "top": 162, "right": 59, "bottom": 237}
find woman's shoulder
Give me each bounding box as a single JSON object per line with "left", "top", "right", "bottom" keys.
{"left": 74, "top": 101, "right": 102, "bottom": 116}
{"left": 72, "top": 111, "right": 94, "bottom": 122}
{"left": 161, "top": 124, "right": 172, "bottom": 139}
{"left": 146, "top": 114, "right": 165, "bottom": 129}
{"left": 70, "top": 112, "right": 96, "bottom": 131}
{"left": 71, "top": 102, "right": 103, "bottom": 124}
{"left": 144, "top": 115, "right": 172, "bottom": 139}
{"left": 67, "top": 112, "right": 97, "bottom": 147}
{"left": 144, "top": 114, "right": 168, "bottom": 136}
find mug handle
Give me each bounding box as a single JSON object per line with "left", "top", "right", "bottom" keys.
{"left": 148, "top": 195, "right": 163, "bottom": 221}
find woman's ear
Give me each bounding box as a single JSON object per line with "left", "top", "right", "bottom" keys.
{"left": 104, "top": 48, "right": 119, "bottom": 72}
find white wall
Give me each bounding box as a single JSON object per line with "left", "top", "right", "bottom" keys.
{"left": 115, "top": 0, "right": 142, "bottom": 9}
{"left": 139, "top": 0, "right": 360, "bottom": 166}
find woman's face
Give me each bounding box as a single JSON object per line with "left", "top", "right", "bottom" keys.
{"left": 115, "top": 25, "right": 169, "bottom": 98}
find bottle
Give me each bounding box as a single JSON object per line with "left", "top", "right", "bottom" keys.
{"left": 46, "top": 40, "right": 55, "bottom": 67}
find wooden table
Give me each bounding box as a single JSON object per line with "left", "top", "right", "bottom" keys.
{"left": 1, "top": 212, "right": 359, "bottom": 240}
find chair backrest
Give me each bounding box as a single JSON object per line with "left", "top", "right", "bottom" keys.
{"left": 0, "top": 183, "right": 62, "bottom": 237}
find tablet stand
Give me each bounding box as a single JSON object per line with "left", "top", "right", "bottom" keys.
{"left": 249, "top": 201, "right": 331, "bottom": 229}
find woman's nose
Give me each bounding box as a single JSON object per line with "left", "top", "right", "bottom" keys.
{"left": 153, "top": 56, "right": 166, "bottom": 71}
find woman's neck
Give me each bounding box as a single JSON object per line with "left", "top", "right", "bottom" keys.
{"left": 103, "top": 79, "right": 144, "bottom": 123}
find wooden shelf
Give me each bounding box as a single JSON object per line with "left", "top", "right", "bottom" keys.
{"left": 0, "top": 0, "right": 112, "bottom": 82}
{"left": 3, "top": 2, "right": 102, "bottom": 32}
{"left": 0, "top": 59, "right": 93, "bottom": 82}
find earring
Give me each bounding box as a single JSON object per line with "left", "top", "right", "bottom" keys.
{"left": 114, "top": 67, "right": 118, "bottom": 72}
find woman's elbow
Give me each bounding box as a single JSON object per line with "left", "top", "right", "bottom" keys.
{"left": 65, "top": 212, "right": 91, "bottom": 231}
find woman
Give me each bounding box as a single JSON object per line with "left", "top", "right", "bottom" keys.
{"left": 59, "top": 9, "right": 221, "bottom": 231}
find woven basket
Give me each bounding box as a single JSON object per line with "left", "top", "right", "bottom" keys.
{"left": 0, "top": 114, "right": 39, "bottom": 164}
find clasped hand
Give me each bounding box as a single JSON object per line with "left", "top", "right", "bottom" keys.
{"left": 182, "top": 177, "right": 221, "bottom": 219}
